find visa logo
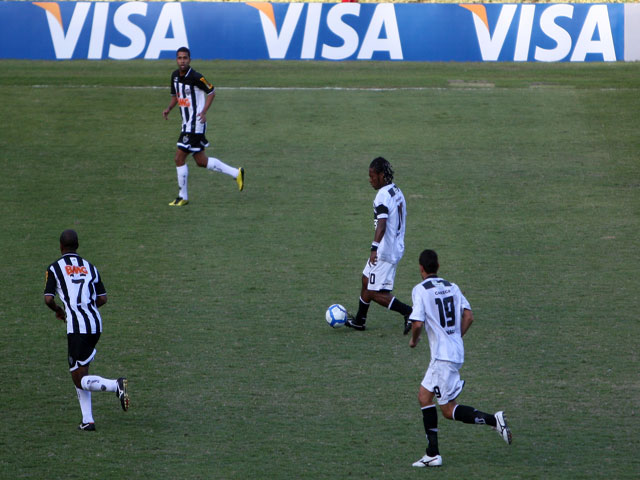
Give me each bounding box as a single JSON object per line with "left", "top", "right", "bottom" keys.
{"left": 33, "top": 2, "right": 188, "bottom": 59}
{"left": 462, "top": 4, "right": 616, "bottom": 61}
{"left": 248, "top": 2, "right": 403, "bottom": 60}
{"left": 65, "top": 265, "right": 88, "bottom": 275}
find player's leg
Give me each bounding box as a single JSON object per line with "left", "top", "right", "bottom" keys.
{"left": 438, "top": 374, "right": 512, "bottom": 444}
{"left": 68, "top": 334, "right": 96, "bottom": 430}
{"left": 368, "top": 260, "right": 412, "bottom": 333}
{"left": 346, "top": 269, "right": 371, "bottom": 330}
{"left": 170, "top": 148, "right": 190, "bottom": 206}
{"left": 413, "top": 379, "right": 442, "bottom": 467}
{"left": 194, "top": 150, "right": 245, "bottom": 191}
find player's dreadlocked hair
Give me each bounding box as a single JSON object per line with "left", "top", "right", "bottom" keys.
{"left": 369, "top": 157, "right": 394, "bottom": 184}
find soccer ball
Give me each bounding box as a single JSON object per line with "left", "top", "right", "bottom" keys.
{"left": 326, "top": 304, "right": 347, "bottom": 328}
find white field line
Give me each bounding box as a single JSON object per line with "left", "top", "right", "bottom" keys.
{"left": 29, "top": 84, "right": 635, "bottom": 91}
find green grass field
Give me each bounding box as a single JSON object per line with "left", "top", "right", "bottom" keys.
{"left": 0, "top": 60, "right": 638, "bottom": 479}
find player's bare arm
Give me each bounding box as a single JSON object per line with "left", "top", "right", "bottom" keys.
{"left": 409, "top": 320, "right": 423, "bottom": 348}
{"left": 370, "top": 217, "right": 387, "bottom": 265}
{"left": 44, "top": 295, "right": 65, "bottom": 322}
{"left": 460, "top": 309, "right": 473, "bottom": 337}
{"left": 163, "top": 95, "right": 178, "bottom": 119}
{"left": 97, "top": 295, "right": 108, "bottom": 308}
{"left": 197, "top": 92, "right": 216, "bottom": 123}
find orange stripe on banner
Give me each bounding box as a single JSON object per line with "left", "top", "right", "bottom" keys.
{"left": 247, "top": 2, "right": 276, "bottom": 29}
{"left": 33, "top": 2, "right": 63, "bottom": 28}
{"left": 459, "top": 4, "right": 489, "bottom": 32}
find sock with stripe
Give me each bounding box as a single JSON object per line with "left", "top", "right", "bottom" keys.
{"left": 76, "top": 387, "right": 94, "bottom": 424}
{"left": 421, "top": 405, "right": 439, "bottom": 456}
{"left": 355, "top": 297, "right": 370, "bottom": 324}
{"left": 388, "top": 296, "right": 412, "bottom": 317}
{"left": 176, "top": 164, "right": 188, "bottom": 200}
{"left": 207, "top": 157, "right": 239, "bottom": 178}
{"left": 81, "top": 375, "right": 117, "bottom": 393}
{"left": 453, "top": 404, "right": 497, "bottom": 427}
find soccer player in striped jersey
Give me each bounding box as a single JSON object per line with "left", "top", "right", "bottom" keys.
{"left": 44, "top": 230, "right": 129, "bottom": 431}
{"left": 163, "top": 47, "right": 245, "bottom": 206}
{"left": 408, "top": 250, "right": 511, "bottom": 468}
{"left": 345, "top": 157, "right": 413, "bottom": 333}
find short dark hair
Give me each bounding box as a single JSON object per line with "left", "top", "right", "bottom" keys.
{"left": 419, "top": 249, "right": 439, "bottom": 274}
{"left": 60, "top": 229, "right": 79, "bottom": 251}
{"left": 176, "top": 46, "right": 190, "bottom": 57}
{"left": 369, "top": 157, "right": 394, "bottom": 183}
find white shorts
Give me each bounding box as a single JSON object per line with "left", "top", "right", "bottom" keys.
{"left": 362, "top": 259, "right": 397, "bottom": 292}
{"left": 421, "top": 359, "right": 465, "bottom": 405}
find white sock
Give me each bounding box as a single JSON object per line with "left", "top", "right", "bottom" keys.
{"left": 207, "top": 157, "right": 239, "bottom": 178}
{"left": 176, "top": 164, "right": 189, "bottom": 200}
{"left": 81, "top": 375, "right": 118, "bottom": 392}
{"left": 76, "top": 387, "right": 94, "bottom": 424}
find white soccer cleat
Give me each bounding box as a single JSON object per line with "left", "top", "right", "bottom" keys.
{"left": 494, "top": 411, "right": 512, "bottom": 445}
{"left": 412, "top": 454, "right": 442, "bottom": 467}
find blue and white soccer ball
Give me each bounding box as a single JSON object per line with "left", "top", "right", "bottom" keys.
{"left": 325, "top": 304, "right": 347, "bottom": 328}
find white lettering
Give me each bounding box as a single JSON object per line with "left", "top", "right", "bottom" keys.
{"left": 88, "top": 2, "right": 109, "bottom": 59}
{"left": 472, "top": 4, "right": 517, "bottom": 61}
{"left": 44, "top": 2, "right": 90, "bottom": 59}
{"left": 358, "top": 4, "right": 403, "bottom": 60}
{"left": 257, "top": 2, "right": 303, "bottom": 59}
{"left": 570, "top": 5, "right": 616, "bottom": 61}
{"left": 322, "top": 3, "right": 360, "bottom": 60}
{"left": 301, "top": 3, "right": 322, "bottom": 59}
{"left": 514, "top": 4, "right": 535, "bottom": 62}
{"left": 145, "top": 3, "right": 188, "bottom": 59}
{"left": 108, "top": 2, "right": 148, "bottom": 60}
{"left": 535, "top": 4, "right": 573, "bottom": 62}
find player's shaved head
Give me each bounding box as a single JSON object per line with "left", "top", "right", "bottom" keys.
{"left": 419, "top": 249, "right": 439, "bottom": 274}
{"left": 59, "top": 229, "right": 79, "bottom": 251}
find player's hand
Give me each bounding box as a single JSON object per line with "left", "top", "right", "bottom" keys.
{"left": 197, "top": 112, "right": 207, "bottom": 123}
{"left": 369, "top": 251, "right": 377, "bottom": 266}
{"left": 162, "top": 108, "right": 170, "bottom": 120}
{"left": 409, "top": 337, "right": 418, "bottom": 348}
{"left": 55, "top": 308, "right": 65, "bottom": 322}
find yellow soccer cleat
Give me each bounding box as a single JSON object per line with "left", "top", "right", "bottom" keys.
{"left": 236, "top": 167, "right": 245, "bottom": 192}
{"left": 169, "top": 197, "right": 189, "bottom": 206}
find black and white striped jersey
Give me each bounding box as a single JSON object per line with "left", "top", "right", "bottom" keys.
{"left": 170, "top": 67, "right": 215, "bottom": 134}
{"left": 44, "top": 253, "right": 106, "bottom": 334}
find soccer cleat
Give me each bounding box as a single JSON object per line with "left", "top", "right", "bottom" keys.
{"left": 116, "top": 377, "right": 129, "bottom": 412}
{"left": 412, "top": 454, "right": 442, "bottom": 468}
{"left": 169, "top": 197, "right": 189, "bottom": 206}
{"left": 78, "top": 422, "right": 96, "bottom": 431}
{"left": 236, "top": 167, "right": 245, "bottom": 191}
{"left": 345, "top": 313, "right": 366, "bottom": 331}
{"left": 494, "top": 411, "right": 512, "bottom": 445}
{"left": 403, "top": 314, "right": 412, "bottom": 335}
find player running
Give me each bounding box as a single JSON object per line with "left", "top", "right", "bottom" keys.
{"left": 408, "top": 249, "right": 512, "bottom": 467}
{"left": 44, "top": 230, "right": 129, "bottom": 431}
{"left": 163, "top": 46, "right": 244, "bottom": 206}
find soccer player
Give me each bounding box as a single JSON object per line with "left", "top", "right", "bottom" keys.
{"left": 162, "top": 46, "right": 245, "bottom": 206}
{"left": 408, "top": 249, "right": 511, "bottom": 467}
{"left": 345, "top": 157, "right": 413, "bottom": 334}
{"left": 44, "top": 230, "right": 129, "bottom": 431}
